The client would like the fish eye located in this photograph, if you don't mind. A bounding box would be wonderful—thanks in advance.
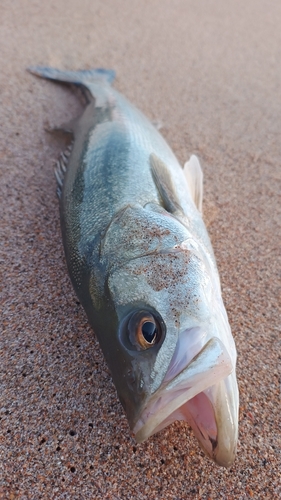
[128,311,162,350]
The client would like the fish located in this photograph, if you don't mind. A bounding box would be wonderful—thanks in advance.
[28,66,239,467]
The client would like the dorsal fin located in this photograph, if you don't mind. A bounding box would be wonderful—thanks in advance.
[150,153,183,214]
[183,155,203,213]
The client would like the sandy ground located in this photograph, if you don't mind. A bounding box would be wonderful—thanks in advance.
[1,1,280,498]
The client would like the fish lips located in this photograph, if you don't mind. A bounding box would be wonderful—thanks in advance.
[133,336,238,467]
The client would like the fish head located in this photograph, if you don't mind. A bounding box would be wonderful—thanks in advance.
[97,205,238,467]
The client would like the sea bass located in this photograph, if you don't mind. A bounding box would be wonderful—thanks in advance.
[29,66,239,467]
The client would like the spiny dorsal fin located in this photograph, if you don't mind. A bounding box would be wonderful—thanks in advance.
[183,155,203,213]
[150,153,183,214]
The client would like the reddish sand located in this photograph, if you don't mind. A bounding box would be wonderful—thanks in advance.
[1,1,280,498]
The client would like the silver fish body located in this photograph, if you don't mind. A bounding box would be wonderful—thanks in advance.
[29,66,239,467]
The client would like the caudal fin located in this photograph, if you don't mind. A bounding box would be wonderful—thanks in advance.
[27,66,116,86]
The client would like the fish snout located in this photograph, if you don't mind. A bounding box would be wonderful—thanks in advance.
[133,336,239,467]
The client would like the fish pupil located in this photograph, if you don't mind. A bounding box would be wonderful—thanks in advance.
[141,321,157,343]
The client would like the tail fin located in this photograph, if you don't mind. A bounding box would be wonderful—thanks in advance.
[27,66,116,86]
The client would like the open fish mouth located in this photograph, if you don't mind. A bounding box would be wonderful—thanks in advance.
[133,332,238,467]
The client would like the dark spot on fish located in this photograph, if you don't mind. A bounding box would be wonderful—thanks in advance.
[209,436,218,451]
[56,446,61,451]
[70,466,76,473]
[69,429,76,436]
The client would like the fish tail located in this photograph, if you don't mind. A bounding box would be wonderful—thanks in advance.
[27,66,116,87]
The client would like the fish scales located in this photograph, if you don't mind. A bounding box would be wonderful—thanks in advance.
[29,66,239,467]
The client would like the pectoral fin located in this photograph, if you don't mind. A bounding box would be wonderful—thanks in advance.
[150,153,183,215]
[183,155,203,213]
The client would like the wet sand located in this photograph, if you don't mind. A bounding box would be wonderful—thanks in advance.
[1,1,280,498]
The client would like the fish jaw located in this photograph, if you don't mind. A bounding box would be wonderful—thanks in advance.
[133,337,238,467]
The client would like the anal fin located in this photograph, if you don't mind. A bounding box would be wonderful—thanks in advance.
[54,142,73,198]
[45,116,78,136]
